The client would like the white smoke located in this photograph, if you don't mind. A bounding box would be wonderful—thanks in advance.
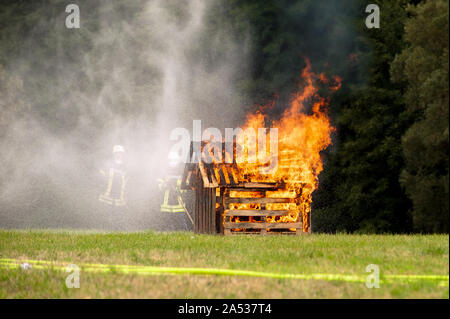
[0,0,250,230]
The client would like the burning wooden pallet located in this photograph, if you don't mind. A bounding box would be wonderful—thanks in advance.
[181,141,308,235]
[222,186,302,235]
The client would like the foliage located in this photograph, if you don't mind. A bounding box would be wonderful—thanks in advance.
[391,0,449,233]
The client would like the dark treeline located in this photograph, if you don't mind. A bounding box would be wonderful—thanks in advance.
[0,0,448,233]
[219,0,448,233]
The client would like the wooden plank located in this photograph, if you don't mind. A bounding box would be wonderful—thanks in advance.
[217,166,226,186]
[220,188,225,234]
[202,186,207,233]
[226,231,298,236]
[198,161,210,187]
[213,188,217,233]
[223,169,232,186]
[224,210,290,216]
[204,185,209,234]
[225,197,293,204]
[196,178,201,233]
[216,188,224,234]
[223,189,229,211]
[210,188,216,234]
[243,182,280,188]
[232,163,241,181]
[224,222,301,229]
[207,187,210,234]
[207,166,219,187]
[208,188,213,233]
[222,165,231,184]
[207,186,211,233]
[204,186,208,233]
[231,165,240,184]
[222,164,232,185]
[221,182,284,189]
[198,175,202,233]
[220,188,266,192]
[223,213,231,235]
[194,176,199,233]
[203,185,207,234]
[198,178,201,233]
[213,166,221,185]
[204,165,213,185]
[198,176,202,233]
[260,203,267,235]
[208,187,212,233]
[261,217,266,235]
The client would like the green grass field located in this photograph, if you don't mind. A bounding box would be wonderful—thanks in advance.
[0,230,448,298]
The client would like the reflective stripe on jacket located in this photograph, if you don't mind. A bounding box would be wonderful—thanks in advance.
[99,167,127,206]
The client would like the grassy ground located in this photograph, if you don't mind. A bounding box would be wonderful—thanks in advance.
[0,230,448,298]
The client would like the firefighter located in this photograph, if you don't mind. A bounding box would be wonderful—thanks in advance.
[99,145,128,229]
[158,151,193,230]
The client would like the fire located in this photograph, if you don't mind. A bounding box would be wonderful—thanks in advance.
[233,58,339,232]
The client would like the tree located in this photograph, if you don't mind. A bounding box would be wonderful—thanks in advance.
[225,0,415,233]
[391,0,449,233]
[313,0,414,233]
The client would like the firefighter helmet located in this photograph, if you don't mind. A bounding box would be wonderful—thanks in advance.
[113,145,125,153]
[168,151,181,168]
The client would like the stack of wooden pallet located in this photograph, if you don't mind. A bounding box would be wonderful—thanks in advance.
[181,141,307,235]
[220,182,302,235]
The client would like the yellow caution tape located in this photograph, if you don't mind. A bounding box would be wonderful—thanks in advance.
[0,258,448,285]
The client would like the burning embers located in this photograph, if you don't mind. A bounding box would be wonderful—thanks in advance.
[181,58,340,235]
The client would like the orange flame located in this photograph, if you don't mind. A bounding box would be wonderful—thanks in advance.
[234,58,339,232]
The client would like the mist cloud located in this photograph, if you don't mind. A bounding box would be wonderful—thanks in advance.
[0,0,250,230]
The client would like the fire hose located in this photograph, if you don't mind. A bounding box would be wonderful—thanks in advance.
[0,258,448,286]
[174,187,194,226]
[158,178,194,227]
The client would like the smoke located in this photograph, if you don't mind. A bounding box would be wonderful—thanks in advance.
[0,0,364,232]
[0,0,250,230]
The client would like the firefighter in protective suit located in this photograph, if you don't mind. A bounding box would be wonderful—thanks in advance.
[158,151,193,230]
[99,145,128,228]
